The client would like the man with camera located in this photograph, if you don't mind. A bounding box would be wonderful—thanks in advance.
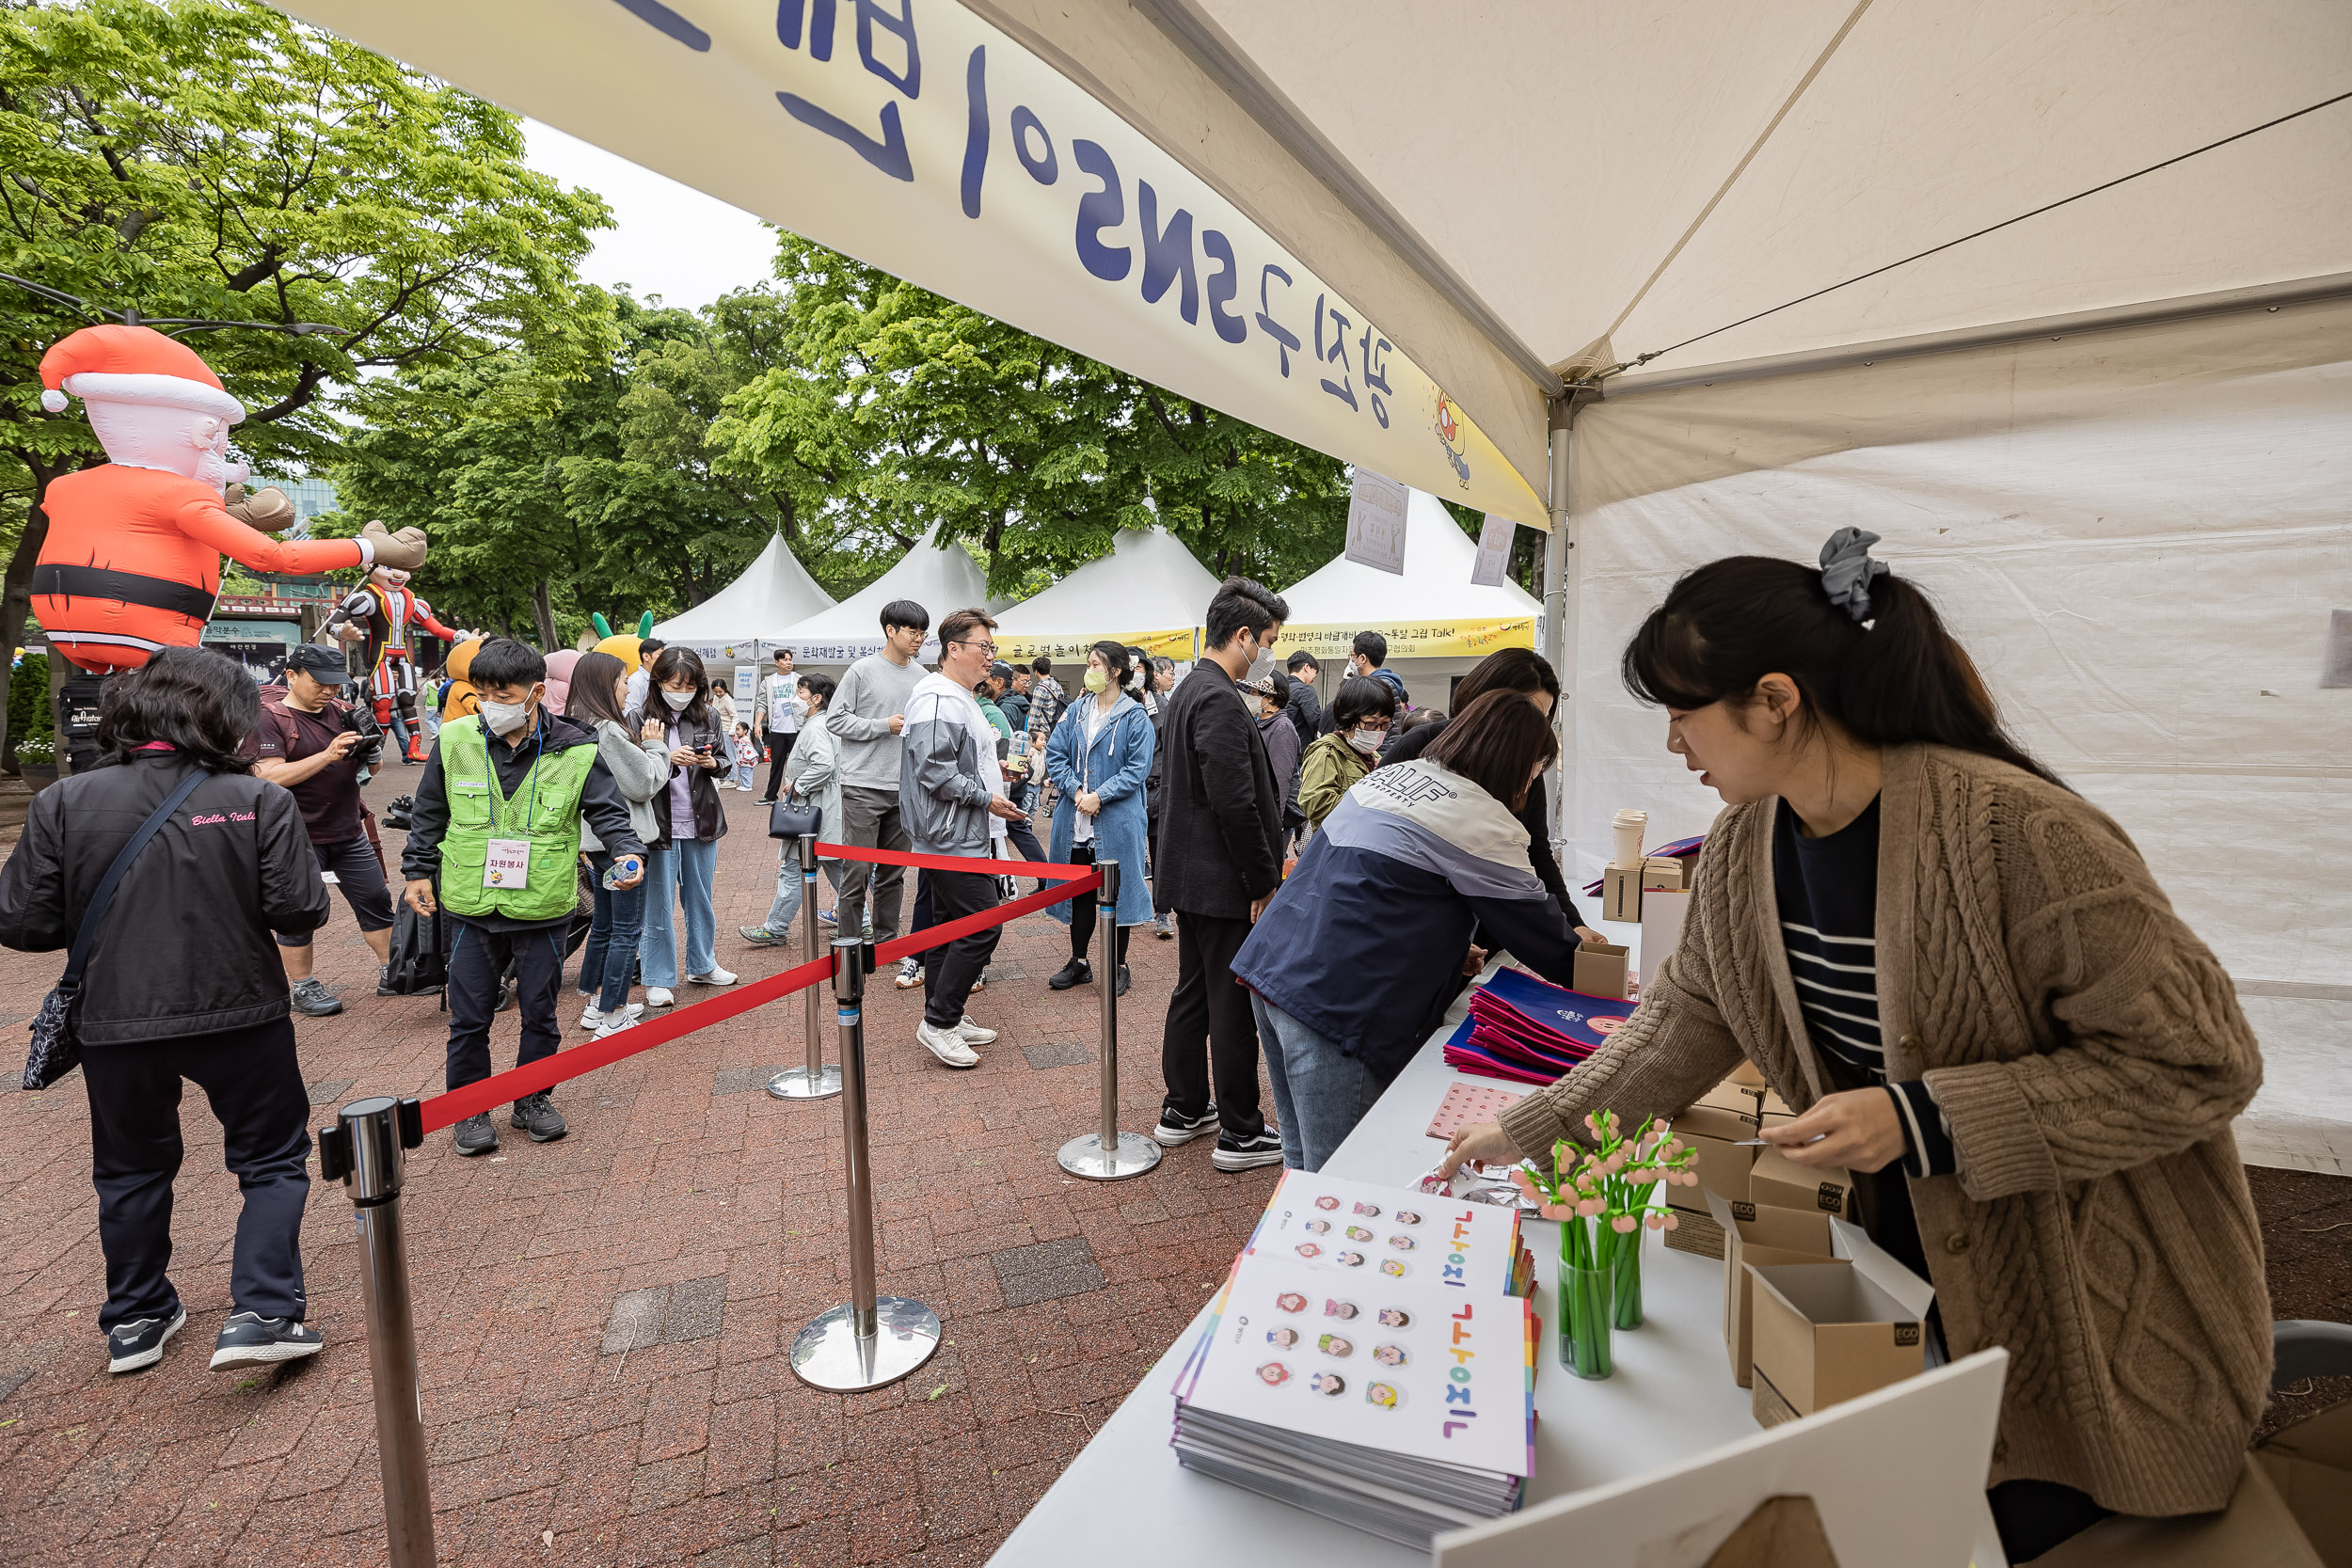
[243,642,395,1017]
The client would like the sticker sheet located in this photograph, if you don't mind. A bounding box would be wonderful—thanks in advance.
[1422,1081,1529,1142]
[1247,1169,1522,1295]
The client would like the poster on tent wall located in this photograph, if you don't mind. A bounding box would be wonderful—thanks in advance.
[674,641,764,664]
[1279,618,1534,662]
[779,633,942,665]
[995,626,1197,663]
[1343,468,1409,575]
[278,0,1549,530]
[1470,515,1516,587]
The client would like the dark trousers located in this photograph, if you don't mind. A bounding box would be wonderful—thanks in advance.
[82,1018,311,1330]
[836,785,909,941]
[1066,845,1132,963]
[1992,1481,2112,1562]
[445,919,568,1098]
[1160,911,1263,1137]
[763,730,796,800]
[920,865,1003,1028]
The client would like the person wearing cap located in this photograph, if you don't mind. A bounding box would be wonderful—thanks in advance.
[242,642,396,1017]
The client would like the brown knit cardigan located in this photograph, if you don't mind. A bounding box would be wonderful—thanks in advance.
[1499,744,2269,1516]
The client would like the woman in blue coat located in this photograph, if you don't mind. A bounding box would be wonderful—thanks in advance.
[1045,641,1157,997]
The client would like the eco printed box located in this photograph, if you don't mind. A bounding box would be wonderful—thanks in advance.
[1706,1189,1842,1389]
[1747,1262,1926,1428]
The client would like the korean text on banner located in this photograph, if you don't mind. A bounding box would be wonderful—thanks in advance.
[1470,515,1514,588]
[278,0,1547,526]
[1344,469,1409,576]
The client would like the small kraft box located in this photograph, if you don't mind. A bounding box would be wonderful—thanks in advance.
[1707,1190,1841,1388]
[1572,941,1630,1000]
[1749,1145,1857,1220]
[1640,856,1685,890]
[1748,1261,1926,1428]
[1601,863,1643,923]
[1667,1132,1756,1217]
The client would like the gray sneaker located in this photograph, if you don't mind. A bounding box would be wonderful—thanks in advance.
[288,977,342,1017]
[509,1092,567,1143]
[453,1112,499,1156]
[739,925,786,946]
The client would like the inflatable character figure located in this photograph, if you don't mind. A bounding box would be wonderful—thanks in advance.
[33,324,427,673]
[341,564,461,763]
[543,649,581,718]
[591,610,657,673]
[440,639,485,722]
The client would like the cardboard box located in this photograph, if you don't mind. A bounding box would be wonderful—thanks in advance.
[1572,941,1629,1000]
[1678,1076,1766,1141]
[1641,857,1684,890]
[1601,863,1642,923]
[1708,1189,1841,1387]
[1749,1146,1856,1220]
[1747,1261,1926,1422]
[1728,1057,1767,1088]
[1662,1207,1724,1260]
[2255,1399,2352,1566]
[1667,1132,1756,1215]
[1638,887,1690,977]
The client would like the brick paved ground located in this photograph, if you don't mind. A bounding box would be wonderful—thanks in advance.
[0,768,1279,1566]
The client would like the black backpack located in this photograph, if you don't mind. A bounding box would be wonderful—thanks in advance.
[381,879,452,997]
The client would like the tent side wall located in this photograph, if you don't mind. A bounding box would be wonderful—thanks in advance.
[1565,291,2352,990]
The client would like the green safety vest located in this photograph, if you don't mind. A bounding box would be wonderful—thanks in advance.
[437,714,596,922]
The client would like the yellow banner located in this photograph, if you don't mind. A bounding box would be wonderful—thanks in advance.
[995,626,1199,663]
[1274,618,1534,661]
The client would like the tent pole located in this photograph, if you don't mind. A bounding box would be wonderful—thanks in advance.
[1544,396,1580,868]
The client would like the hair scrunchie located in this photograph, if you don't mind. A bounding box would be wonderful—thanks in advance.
[1819,528,1889,623]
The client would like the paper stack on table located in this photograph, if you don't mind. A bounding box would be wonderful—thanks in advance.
[1441,965,1639,1084]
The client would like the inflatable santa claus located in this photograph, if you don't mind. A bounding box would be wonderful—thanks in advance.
[34,323,428,673]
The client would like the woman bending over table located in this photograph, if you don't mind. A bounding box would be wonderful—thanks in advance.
[1438,531,2267,1564]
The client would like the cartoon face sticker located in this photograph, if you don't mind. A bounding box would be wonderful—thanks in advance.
[1365,1382,1401,1409]
[1374,1343,1407,1367]
[1301,1218,1329,1235]
[1276,1292,1308,1314]
[1313,1196,1340,1212]
[1318,1334,1354,1358]
[1379,1259,1408,1278]
[1392,1210,1422,1227]
[1376,1307,1411,1329]
[1344,1226,1374,1243]
[1295,1243,1323,1259]
[1266,1327,1298,1349]
[1325,1299,1359,1320]
[1388,1234,1415,1251]
[1352,1202,1382,1218]
[1257,1362,1290,1386]
[1311,1372,1346,1397]
[1337,1251,1366,1268]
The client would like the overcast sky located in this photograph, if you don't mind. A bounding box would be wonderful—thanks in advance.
[523,120,780,310]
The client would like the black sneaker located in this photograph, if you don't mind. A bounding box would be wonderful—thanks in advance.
[1211,1129,1285,1172]
[509,1091,567,1143]
[1048,958,1091,990]
[288,977,342,1017]
[375,963,398,997]
[106,1305,187,1374]
[208,1312,323,1370]
[453,1112,499,1155]
[1116,965,1132,998]
[1152,1104,1218,1147]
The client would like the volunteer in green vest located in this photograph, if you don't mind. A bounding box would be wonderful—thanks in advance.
[402,638,647,1155]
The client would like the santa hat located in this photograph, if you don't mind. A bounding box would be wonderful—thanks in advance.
[39,323,244,423]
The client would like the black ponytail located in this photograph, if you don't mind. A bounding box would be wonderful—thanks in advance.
[1621,550,2064,788]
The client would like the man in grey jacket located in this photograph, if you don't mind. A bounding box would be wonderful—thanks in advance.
[900,608,1025,1068]
[824,599,929,942]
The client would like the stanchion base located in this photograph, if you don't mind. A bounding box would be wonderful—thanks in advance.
[1057,1131,1163,1182]
[766,1066,842,1101]
[788,1296,941,1392]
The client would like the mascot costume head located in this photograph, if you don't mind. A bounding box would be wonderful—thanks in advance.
[591,610,657,673]
[34,323,430,673]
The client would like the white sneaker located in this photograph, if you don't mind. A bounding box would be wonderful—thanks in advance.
[645,987,675,1008]
[593,1006,643,1039]
[916,1021,980,1069]
[688,967,739,987]
[954,1019,997,1045]
[579,1001,604,1031]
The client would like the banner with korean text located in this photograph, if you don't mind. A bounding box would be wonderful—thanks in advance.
[277,0,1549,526]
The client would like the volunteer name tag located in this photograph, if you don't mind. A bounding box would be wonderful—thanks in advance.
[485,837,531,889]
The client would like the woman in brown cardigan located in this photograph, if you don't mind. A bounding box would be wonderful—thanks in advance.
[1439,531,2268,1563]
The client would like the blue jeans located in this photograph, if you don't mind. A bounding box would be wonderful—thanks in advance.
[579,849,646,1012]
[640,838,719,986]
[761,855,842,933]
[1250,993,1391,1172]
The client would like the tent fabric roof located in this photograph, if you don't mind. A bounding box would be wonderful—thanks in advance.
[650,532,835,647]
[992,526,1223,639]
[773,539,990,658]
[1279,488,1539,632]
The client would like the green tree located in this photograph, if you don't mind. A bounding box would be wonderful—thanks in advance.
[0,0,612,756]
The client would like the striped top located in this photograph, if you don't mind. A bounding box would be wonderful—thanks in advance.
[1772,798,1956,1179]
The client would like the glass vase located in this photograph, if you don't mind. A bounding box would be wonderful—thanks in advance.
[1558,1259,1615,1380]
[1613,1227,1645,1329]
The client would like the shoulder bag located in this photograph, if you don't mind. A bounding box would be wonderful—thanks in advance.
[22,769,209,1090]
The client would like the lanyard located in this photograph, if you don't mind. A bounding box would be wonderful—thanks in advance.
[485,711,545,830]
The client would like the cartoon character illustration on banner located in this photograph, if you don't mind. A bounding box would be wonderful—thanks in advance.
[337,564,463,762]
[32,324,428,673]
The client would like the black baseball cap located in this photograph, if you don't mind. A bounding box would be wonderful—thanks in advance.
[285,642,349,682]
[989,660,1015,682]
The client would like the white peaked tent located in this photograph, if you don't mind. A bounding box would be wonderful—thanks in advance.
[649,532,834,663]
[992,526,1221,664]
[1277,487,1540,707]
[771,537,990,666]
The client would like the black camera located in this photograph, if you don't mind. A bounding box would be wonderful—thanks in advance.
[339,690,386,768]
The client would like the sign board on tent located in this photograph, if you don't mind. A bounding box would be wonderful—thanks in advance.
[1470,515,1515,588]
[996,626,1198,663]
[1344,468,1410,575]
[1277,619,1535,662]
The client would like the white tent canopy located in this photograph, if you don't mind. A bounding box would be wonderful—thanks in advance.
[1276,487,1537,677]
[991,525,1221,663]
[772,537,990,665]
[649,531,835,662]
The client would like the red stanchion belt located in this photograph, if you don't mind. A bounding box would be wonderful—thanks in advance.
[418,848,1102,1132]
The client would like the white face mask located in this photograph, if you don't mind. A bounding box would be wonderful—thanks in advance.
[1348,727,1382,754]
[661,688,694,712]
[481,699,532,736]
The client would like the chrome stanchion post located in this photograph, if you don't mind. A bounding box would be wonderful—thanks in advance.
[768,833,841,1100]
[316,1096,434,1568]
[789,937,942,1391]
[1057,859,1160,1180]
